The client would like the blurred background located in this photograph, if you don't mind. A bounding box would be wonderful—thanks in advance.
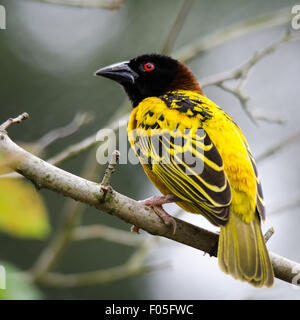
[0,0,300,299]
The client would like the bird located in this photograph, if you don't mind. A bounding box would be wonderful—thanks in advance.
[95,53,274,287]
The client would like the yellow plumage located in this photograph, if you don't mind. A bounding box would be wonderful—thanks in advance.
[128,89,274,287]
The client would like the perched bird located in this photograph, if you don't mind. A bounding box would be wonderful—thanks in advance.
[95,54,274,287]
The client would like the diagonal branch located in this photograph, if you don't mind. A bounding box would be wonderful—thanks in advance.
[0,112,29,131]
[199,33,300,89]
[199,32,300,124]
[47,113,129,167]
[174,6,292,63]
[269,191,300,216]
[161,0,196,55]
[36,260,167,288]
[72,224,146,245]
[256,130,300,163]
[0,114,300,286]
[0,128,216,253]
[33,112,93,151]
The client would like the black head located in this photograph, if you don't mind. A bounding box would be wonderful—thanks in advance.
[95,54,202,107]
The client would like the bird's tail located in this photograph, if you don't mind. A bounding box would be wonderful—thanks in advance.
[218,212,274,287]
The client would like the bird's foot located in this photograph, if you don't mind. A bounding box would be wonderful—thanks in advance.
[139,194,178,235]
[152,205,177,235]
[139,194,180,206]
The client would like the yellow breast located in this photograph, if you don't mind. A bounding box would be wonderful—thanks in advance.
[127,90,257,223]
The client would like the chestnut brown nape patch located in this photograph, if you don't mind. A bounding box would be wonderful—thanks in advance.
[166,62,204,95]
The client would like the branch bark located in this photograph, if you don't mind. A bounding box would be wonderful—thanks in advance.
[0,117,299,287]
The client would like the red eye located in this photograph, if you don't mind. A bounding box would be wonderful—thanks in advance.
[144,62,155,72]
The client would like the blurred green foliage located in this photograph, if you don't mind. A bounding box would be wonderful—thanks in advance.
[0,262,42,299]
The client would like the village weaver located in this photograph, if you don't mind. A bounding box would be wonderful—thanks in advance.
[95,54,274,287]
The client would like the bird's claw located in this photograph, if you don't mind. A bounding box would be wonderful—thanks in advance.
[139,195,177,235]
[152,205,177,235]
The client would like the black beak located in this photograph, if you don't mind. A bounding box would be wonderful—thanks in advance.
[94,61,138,84]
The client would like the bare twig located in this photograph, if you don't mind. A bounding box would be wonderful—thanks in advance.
[47,113,129,167]
[35,223,162,288]
[174,7,292,63]
[264,227,275,243]
[217,82,258,125]
[257,130,300,163]
[200,32,300,124]
[0,112,29,131]
[198,31,300,124]
[29,0,126,9]
[101,150,120,186]
[269,191,300,216]
[0,112,94,179]
[125,237,165,276]
[34,112,93,150]
[161,0,196,55]
[1,116,300,286]
[200,33,298,89]
[72,224,146,246]
[250,109,285,124]
[35,260,167,288]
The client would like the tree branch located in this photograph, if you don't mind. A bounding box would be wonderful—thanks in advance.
[200,32,299,88]
[264,227,275,243]
[0,112,29,131]
[200,32,300,124]
[46,113,129,167]
[0,129,216,252]
[72,224,146,246]
[33,112,93,151]
[256,130,300,163]
[269,191,300,216]
[161,0,196,55]
[101,150,120,186]
[0,111,94,179]
[1,114,300,286]
[174,6,293,63]
[36,260,167,288]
